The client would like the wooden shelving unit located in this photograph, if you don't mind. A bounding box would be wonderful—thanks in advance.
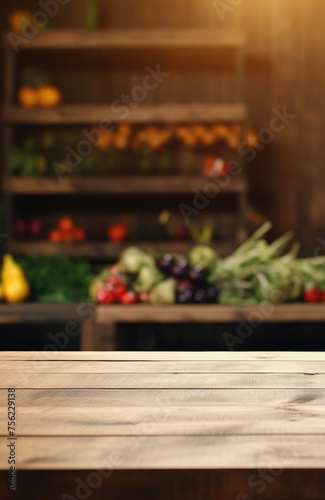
[1,26,250,334]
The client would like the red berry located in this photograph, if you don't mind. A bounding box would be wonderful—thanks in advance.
[96,288,116,305]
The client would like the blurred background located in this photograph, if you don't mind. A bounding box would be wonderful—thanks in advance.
[1,0,325,351]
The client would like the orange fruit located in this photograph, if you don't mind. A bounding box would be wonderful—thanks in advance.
[48,230,62,243]
[73,228,86,241]
[37,85,62,108]
[58,216,75,232]
[9,10,33,33]
[18,86,38,108]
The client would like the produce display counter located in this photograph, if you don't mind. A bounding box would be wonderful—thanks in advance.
[90,303,325,351]
[2,303,325,351]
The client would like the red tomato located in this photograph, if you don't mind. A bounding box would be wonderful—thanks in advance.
[58,216,75,232]
[73,228,86,241]
[105,277,128,300]
[107,224,128,242]
[139,291,151,303]
[120,290,138,305]
[106,276,124,286]
[48,229,61,242]
[59,229,74,242]
[322,292,325,302]
[96,288,116,305]
[304,288,322,303]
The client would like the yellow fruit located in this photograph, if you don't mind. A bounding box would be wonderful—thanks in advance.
[2,254,30,304]
[0,283,4,301]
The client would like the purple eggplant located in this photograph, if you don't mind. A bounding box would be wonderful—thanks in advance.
[177,279,195,292]
[206,286,217,303]
[171,260,190,279]
[189,265,207,284]
[194,288,207,303]
[177,288,194,304]
[156,254,175,274]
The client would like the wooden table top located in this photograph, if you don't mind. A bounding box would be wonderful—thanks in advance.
[1,351,325,471]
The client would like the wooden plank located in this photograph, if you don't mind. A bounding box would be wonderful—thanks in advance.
[2,351,325,361]
[2,29,247,50]
[1,360,325,374]
[2,469,324,500]
[1,372,325,389]
[96,303,325,323]
[2,175,248,195]
[1,405,324,437]
[5,239,237,259]
[1,388,324,407]
[0,303,81,324]
[0,435,324,470]
[1,103,248,124]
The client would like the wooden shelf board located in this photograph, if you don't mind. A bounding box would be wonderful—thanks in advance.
[2,175,248,195]
[5,240,237,260]
[3,29,247,50]
[1,303,325,325]
[97,303,325,324]
[1,103,248,124]
[0,303,81,324]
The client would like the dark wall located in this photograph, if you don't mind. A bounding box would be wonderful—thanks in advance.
[1,0,325,255]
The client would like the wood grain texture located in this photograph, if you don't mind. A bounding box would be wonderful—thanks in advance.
[0,351,324,474]
[0,435,323,470]
[2,360,325,373]
[1,405,324,437]
[1,388,324,407]
[2,29,247,50]
[2,372,324,389]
